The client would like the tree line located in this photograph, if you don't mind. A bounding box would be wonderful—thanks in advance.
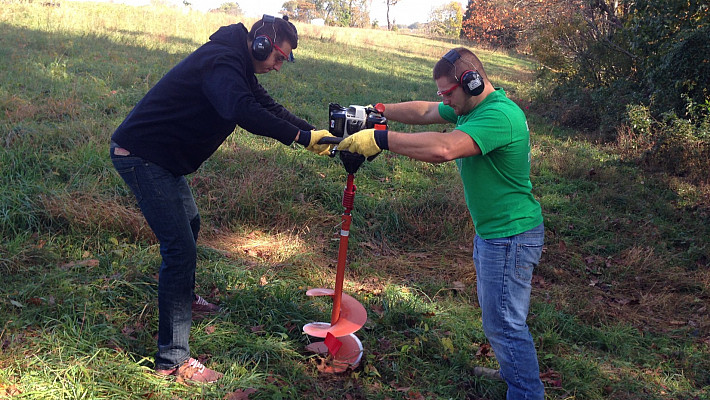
[279,0,464,32]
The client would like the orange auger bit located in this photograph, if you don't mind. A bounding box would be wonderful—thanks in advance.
[303,172,367,373]
[303,105,387,373]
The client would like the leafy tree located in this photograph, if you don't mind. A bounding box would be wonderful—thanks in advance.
[427,1,463,37]
[460,0,534,49]
[627,0,710,118]
[281,0,318,21]
[325,0,370,27]
[281,0,369,27]
[212,2,242,16]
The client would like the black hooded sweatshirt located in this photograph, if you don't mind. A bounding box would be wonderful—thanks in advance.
[111,23,314,176]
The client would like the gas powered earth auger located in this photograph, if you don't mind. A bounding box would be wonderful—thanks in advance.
[302,103,387,373]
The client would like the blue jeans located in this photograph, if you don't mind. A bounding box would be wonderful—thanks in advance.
[473,223,545,400]
[111,145,200,370]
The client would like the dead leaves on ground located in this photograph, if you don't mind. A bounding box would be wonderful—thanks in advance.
[0,383,21,398]
[223,388,257,400]
[540,369,563,387]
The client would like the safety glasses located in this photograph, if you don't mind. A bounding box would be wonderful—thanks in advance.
[437,83,459,97]
[273,43,292,63]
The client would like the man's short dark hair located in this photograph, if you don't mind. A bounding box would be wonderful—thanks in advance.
[433,47,487,82]
[248,16,298,50]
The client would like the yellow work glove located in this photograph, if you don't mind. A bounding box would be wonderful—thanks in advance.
[306,129,337,156]
[337,129,387,158]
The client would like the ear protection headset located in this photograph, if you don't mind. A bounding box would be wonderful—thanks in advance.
[442,49,484,96]
[251,14,276,61]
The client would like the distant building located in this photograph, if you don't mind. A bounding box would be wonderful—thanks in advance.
[311,18,325,26]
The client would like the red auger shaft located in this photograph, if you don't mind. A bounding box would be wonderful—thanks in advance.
[330,173,356,325]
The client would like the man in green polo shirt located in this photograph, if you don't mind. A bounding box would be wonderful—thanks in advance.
[339,47,545,399]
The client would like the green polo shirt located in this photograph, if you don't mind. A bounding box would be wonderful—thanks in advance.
[439,88,542,239]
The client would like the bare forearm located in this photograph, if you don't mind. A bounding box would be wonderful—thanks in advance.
[383,101,446,125]
[387,130,480,163]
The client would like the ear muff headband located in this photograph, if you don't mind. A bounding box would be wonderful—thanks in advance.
[252,14,276,61]
[441,49,484,96]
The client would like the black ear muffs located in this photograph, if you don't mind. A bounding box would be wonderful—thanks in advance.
[442,49,485,96]
[252,14,276,61]
[251,35,273,61]
[460,69,484,96]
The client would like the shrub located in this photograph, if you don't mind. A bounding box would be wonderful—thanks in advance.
[642,109,710,185]
[646,25,710,120]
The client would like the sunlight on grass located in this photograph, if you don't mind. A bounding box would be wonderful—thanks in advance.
[206,229,306,263]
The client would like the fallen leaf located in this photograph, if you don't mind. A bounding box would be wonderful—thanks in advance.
[441,337,454,354]
[452,281,466,292]
[314,355,350,373]
[558,240,567,252]
[224,388,257,400]
[404,390,426,400]
[476,343,493,358]
[0,384,22,397]
[28,297,42,306]
[532,275,546,288]
[121,325,137,340]
[305,341,328,355]
[370,304,384,317]
[540,369,562,387]
[284,321,298,333]
[61,258,100,269]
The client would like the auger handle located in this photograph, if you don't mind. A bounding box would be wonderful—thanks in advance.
[317,136,343,145]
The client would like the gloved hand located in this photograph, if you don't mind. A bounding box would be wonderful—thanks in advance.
[305,129,337,156]
[337,128,388,158]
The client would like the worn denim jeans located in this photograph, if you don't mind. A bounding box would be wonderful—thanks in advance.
[473,223,545,400]
[111,145,200,370]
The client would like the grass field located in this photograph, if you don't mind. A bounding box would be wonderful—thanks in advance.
[1,1,708,399]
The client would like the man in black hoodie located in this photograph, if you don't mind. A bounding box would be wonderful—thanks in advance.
[110,15,333,383]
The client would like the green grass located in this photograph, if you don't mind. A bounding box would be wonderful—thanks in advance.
[1,1,709,399]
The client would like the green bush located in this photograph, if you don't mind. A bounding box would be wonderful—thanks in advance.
[646,25,710,120]
[644,111,710,184]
